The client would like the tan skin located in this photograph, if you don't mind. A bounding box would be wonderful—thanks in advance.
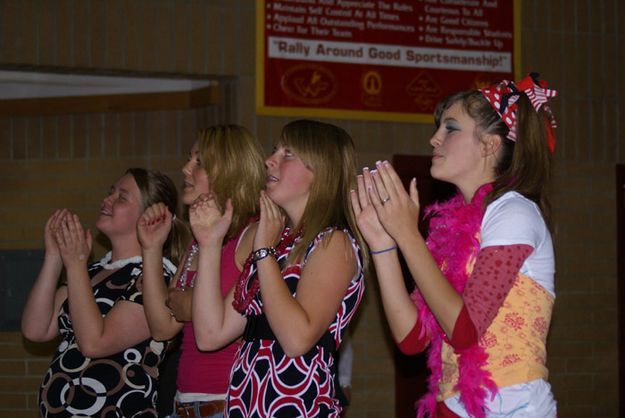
[22,176,152,358]
[351,103,501,339]
[191,146,357,357]
[137,143,252,341]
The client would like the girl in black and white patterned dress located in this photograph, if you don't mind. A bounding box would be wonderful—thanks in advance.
[22,168,187,418]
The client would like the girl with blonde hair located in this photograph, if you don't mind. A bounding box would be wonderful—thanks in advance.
[138,125,265,418]
[190,119,367,417]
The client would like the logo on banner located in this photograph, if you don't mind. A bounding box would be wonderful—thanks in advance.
[472,73,500,89]
[361,71,382,107]
[406,71,442,112]
[281,64,337,104]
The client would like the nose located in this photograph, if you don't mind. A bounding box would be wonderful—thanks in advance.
[102,192,115,207]
[430,130,442,148]
[182,159,193,176]
[265,153,277,169]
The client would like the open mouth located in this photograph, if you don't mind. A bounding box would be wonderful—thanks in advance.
[267,175,279,183]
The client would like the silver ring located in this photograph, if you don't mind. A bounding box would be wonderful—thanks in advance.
[381,197,390,204]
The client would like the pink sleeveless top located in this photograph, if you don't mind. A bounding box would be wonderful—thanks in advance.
[176,232,243,394]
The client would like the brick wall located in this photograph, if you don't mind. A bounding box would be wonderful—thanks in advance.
[0,1,622,417]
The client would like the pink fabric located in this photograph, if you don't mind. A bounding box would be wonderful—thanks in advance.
[414,184,498,418]
[463,244,532,338]
[176,233,243,394]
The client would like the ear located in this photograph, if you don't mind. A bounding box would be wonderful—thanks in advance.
[482,133,502,157]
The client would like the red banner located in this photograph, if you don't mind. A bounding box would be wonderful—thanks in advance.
[256,0,520,122]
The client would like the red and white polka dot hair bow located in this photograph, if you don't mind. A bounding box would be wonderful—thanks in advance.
[480,73,558,153]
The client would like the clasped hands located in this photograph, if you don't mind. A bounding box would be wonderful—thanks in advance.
[350,160,421,252]
[45,209,92,269]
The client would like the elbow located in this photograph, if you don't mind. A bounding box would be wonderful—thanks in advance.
[149,323,180,342]
[281,337,316,358]
[21,322,50,343]
[152,330,175,342]
[194,330,224,352]
[77,339,105,358]
[21,328,47,343]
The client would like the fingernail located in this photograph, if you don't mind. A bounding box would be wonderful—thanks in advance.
[371,169,378,175]
[375,160,382,166]
[363,167,369,172]
[384,160,390,166]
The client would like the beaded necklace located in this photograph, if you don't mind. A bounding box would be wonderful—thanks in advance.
[176,241,199,289]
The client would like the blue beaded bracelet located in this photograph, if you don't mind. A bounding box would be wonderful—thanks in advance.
[370,245,398,255]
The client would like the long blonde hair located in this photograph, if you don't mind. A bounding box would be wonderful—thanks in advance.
[197,125,266,240]
[279,120,369,269]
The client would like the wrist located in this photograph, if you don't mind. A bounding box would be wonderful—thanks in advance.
[370,244,398,255]
[141,247,163,258]
[251,247,277,263]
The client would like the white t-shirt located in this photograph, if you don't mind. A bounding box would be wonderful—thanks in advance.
[480,191,555,296]
[445,191,557,417]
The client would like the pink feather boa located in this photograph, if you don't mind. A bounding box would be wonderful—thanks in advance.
[412,183,498,418]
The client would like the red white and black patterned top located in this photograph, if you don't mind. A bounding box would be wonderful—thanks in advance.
[226,227,365,418]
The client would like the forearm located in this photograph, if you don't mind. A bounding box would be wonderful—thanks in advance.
[21,255,64,341]
[371,250,420,342]
[66,264,105,354]
[256,257,319,356]
[192,244,231,350]
[142,248,182,340]
[395,228,463,338]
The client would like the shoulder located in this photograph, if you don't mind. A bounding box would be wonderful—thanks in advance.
[482,192,548,247]
[485,191,543,224]
[304,228,359,269]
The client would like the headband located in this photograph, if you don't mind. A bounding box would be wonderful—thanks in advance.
[479,73,558,153]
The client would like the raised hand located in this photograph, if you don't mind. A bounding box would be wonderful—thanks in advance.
[189,193,233,247]
[137,203,173,252]
[367,160,421,242]
[350,169,396,251]
[253,190,285,251]
[55,212,93,270]
[44,209,70,259]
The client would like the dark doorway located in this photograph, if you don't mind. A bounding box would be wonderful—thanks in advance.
[391,155,455,418]
[616,164,625,416]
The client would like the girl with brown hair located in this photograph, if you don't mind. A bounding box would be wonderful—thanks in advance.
[190,119,367,417]
[22,168,183,417]
[353,74,558,417]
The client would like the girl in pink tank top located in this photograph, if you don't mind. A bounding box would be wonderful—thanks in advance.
[138,125,265,418]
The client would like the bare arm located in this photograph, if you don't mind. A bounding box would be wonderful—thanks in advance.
[58,212,152,358]
[21,209,70,342]
[258,231,357,357]
[252,192,358,357]
[138,203,184,341]
[189,195,247,351]
[368,162,463,337]
[350,175,419,341]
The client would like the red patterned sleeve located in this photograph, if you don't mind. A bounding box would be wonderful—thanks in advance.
[450,244,533,348]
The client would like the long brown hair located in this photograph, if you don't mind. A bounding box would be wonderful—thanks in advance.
[126,168,190,265]
[196,125,266,240]
[279,119,369,269]
[434,91,553,229]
